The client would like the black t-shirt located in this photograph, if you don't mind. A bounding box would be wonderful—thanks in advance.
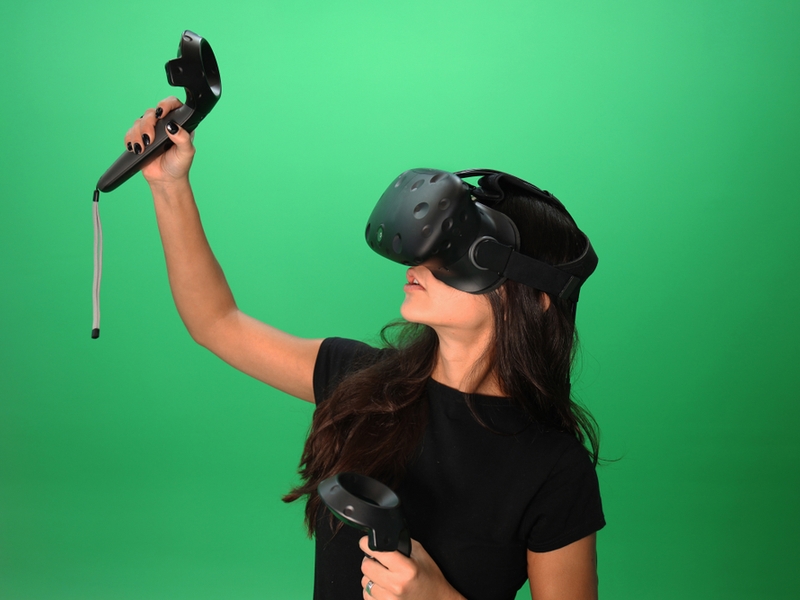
[312,338,604,600]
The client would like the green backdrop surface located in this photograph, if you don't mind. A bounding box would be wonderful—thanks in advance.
[1,1,798,598]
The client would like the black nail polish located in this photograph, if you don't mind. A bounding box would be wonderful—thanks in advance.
[166,121,178,135]
[127,142,133,152]
[134,143,142,155]
[155,107,163,119]
[142,134,151,147]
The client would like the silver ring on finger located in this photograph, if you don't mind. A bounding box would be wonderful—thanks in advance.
[366,580,375,596]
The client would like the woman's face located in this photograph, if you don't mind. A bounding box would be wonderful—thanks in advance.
[400,266,494,338]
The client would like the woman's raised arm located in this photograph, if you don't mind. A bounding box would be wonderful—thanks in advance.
[127,97,322,403]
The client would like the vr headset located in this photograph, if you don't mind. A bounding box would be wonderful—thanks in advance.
[365,169,598,304]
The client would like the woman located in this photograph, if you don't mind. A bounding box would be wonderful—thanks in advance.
[125,97,605,600]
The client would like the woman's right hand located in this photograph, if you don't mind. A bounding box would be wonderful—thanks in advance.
[124,96,196,187]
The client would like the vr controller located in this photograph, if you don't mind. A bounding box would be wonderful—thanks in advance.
[96,30,222,192]
[318,473,411,556]
[90,31,221,339]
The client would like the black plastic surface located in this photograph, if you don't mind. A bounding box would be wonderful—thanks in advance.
[96,30,221,193]
[365,168,598,300]
[318,473,411,556]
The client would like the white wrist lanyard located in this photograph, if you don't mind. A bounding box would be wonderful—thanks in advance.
[92,189,102,338]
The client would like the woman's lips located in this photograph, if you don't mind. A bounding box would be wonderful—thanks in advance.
[404,270,425,292]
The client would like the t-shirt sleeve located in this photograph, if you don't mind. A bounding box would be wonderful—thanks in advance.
[522,438,605,552]
[312,337,382,405]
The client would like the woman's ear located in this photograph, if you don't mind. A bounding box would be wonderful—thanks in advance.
[541,293,552,312]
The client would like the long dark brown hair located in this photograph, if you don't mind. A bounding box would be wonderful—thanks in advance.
[283,191,600,534]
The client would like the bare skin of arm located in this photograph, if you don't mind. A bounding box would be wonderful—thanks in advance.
[528,533,598,600]
[126,97,321,402]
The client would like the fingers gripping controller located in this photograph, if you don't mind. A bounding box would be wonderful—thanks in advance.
[96,30,222,193]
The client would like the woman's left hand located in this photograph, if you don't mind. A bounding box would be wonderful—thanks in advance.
[359,536,465,600]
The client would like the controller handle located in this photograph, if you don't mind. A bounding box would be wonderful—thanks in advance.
[318,473,411,556]
[96,30,222,193]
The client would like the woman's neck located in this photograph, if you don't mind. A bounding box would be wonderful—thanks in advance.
[431,328,502,396]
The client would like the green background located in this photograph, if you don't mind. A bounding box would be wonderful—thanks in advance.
[2,1,798,598]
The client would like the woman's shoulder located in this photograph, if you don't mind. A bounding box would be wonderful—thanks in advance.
[312,337,386,404]
[316,337,384,370]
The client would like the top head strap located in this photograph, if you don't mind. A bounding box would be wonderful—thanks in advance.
[455,169,574,219]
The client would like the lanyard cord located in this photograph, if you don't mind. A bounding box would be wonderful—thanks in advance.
[92,189,102,338]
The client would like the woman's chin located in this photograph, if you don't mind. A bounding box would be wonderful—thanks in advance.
[399,300,425,325]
